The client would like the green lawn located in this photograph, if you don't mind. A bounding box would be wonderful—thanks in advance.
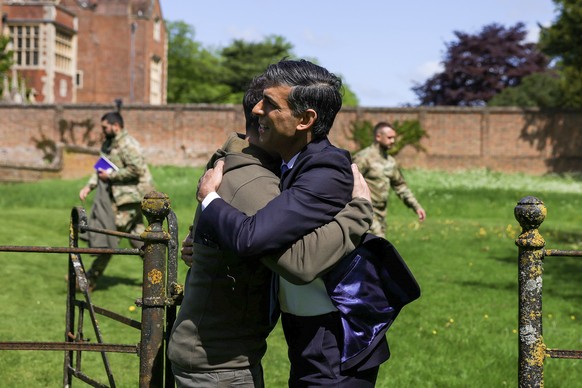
[0,167,581,387]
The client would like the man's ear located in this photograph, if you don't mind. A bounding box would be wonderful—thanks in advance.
[297,109,317,132]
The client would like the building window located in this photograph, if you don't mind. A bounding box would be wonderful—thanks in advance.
[150,57,162,105]
[153,17,161,42]
[9,25,40,67]
[76,71,84,89]
[55,30,73,74]
[59,79,68,97]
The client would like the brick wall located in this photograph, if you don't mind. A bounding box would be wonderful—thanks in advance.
[59,0,167,104]
[1,104,581,182]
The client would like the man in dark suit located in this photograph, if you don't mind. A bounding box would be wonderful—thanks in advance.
[196,59,387,387]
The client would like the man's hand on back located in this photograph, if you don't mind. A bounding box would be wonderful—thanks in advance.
[196,160,225,203]
[351,163,371,202]
[181,226,194,267]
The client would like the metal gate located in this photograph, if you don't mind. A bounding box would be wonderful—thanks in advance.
[514,196,582,387]
[0,191,182,387]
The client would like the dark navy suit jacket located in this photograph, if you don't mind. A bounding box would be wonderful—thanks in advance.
[196,137,353,257]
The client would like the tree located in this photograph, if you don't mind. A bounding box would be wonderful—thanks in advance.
[538,0,582,68]
[166,21,230,103]
[340,79,359,107]
[218,36,361,105]
[220,35,294,104]
[538,0,582,108]
[166,20,361,105]
[488,71,562,108]
[413,23,549,106]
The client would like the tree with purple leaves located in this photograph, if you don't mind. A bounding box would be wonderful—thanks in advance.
[412,23,549,106]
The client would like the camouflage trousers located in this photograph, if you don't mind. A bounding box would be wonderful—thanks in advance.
[370,203,387,238]
[87,202,145,285]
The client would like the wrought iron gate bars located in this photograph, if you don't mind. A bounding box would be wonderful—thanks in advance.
[0,191,180,388]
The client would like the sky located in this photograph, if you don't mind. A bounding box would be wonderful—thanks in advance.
[161,0,557,107]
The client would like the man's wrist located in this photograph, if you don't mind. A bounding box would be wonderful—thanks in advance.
[201,192,220,210]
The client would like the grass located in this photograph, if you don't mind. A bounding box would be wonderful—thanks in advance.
[0,166,581,387]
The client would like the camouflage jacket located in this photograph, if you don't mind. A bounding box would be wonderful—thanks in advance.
[87,129,154,206]
[352,143,421,211]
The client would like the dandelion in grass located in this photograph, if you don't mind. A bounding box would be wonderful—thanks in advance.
[477,227,487,237]
[432,330,438,335]
[571,315,576,320]
[484,314,489,320]
[506,224,518,239]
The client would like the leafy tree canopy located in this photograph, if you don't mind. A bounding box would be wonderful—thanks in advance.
[166,21,229,103]
[166,20,360,106]
[340,79,359,107]
[412,23,548,106]
[537,0,582,108]
[488,71,562,108]
[539,0,582,68]
[220,35,293,104]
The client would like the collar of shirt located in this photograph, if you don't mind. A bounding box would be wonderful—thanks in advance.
[282,152,300,171]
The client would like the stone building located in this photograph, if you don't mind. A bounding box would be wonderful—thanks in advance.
[1,0,167,104]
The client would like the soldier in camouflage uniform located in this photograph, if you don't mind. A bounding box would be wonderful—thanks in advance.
[353,122,426,237]
[79,111,154,291]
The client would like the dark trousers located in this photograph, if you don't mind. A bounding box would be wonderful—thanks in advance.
[281,312,379,387]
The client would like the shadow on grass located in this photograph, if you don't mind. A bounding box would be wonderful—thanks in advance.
[464,243,582,302]
[544,228,582,247]
[491,253,514,265]
[92,275,141,292]
[520,110,582,174]
[543,256,582,303]
[489,247,582,303]
[527,228,582,297]
[456,279,516,293]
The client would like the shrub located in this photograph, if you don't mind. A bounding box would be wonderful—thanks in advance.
[349,119,428,155]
